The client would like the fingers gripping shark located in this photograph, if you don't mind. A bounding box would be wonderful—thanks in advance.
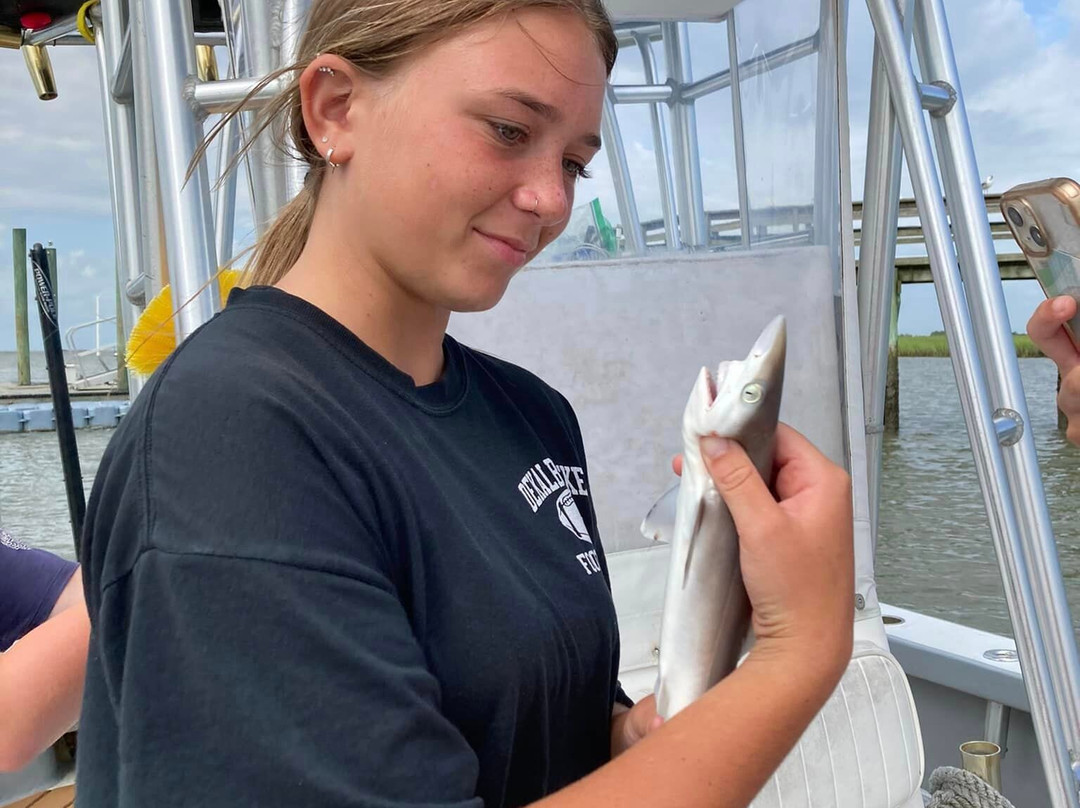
[641,316,787,719]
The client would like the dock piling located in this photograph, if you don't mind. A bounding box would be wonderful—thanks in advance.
[13,228,30,386]
[885,274,901,431]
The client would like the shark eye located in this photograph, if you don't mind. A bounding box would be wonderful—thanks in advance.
[741,383,764,404]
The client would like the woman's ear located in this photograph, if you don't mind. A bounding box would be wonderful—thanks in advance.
[299,55,361,166]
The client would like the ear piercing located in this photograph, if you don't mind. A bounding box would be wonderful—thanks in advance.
[318,65,335,75]
[326,147,339,172]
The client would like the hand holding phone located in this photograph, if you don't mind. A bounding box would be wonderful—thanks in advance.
[1027,295,1080,373]
[1004,178,1080,445]
[1001,177,1080,350]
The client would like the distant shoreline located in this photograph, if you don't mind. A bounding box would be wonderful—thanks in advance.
[898,334,1044,358]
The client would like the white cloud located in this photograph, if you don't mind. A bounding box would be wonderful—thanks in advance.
[0,45,112,219]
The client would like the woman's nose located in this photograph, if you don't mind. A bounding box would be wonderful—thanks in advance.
[518,161,570,225]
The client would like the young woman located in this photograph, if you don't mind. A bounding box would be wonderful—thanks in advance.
[76,2,854,806]
[0,530,88,772]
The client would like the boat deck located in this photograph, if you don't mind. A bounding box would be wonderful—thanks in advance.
[0,384,124,405]
[4,786,74,808]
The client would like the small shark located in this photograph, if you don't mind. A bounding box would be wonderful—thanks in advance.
[642,315,787,719]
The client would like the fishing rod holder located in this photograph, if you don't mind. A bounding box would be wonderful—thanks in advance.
[22,42,56,100]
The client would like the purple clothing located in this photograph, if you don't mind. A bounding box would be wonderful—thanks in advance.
[0,528,78,652]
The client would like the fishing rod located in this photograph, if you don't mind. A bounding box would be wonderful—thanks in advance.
[30,242,86,554]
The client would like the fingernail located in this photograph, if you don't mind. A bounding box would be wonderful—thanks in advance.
[651,716,664,730]
[701,436,731,459]
[1054,297,1072,317]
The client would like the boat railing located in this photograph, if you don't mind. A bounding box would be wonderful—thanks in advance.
[63,317,118,389]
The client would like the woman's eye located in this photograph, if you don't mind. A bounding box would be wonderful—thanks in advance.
[492,122,526,144]
[564,159,592,181]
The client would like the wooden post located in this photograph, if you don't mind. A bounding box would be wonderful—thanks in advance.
[114,276,129,395]
[12,228,30,385]
[884,274,902,431]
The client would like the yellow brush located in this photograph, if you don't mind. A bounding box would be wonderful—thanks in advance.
[125,269,244,376]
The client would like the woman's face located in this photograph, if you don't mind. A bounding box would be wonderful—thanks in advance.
[331,8,607,312]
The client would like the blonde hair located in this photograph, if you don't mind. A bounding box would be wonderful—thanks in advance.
[197,0,618,288]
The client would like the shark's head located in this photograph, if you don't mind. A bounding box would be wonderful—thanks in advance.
[682,315,787,448]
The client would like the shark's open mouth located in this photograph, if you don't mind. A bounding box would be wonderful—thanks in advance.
[705,361,733,409]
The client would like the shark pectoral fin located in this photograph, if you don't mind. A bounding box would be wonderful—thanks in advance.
[640,483,680,544]
[682,498,706,589]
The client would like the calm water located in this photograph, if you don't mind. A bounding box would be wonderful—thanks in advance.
[0,350,77,386]
[877,356,1080,637]
[2,352,1078,638]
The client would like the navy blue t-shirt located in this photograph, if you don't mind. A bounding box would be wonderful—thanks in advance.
[0,528,78,651]
[77,286,626,807]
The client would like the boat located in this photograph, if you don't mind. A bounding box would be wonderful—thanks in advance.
[1,0,1078,805]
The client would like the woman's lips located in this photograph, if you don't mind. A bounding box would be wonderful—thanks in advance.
[475,229,529,267]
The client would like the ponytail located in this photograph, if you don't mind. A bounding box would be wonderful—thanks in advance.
[247,174,320,287]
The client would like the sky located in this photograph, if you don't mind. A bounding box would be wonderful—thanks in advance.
[1,0,1079,351]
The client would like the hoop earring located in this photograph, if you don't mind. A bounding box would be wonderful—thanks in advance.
[326,147,339,172]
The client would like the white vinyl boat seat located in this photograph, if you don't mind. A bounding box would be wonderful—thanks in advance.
[449,247,925,808]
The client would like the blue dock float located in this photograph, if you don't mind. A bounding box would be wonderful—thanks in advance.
[0,401,129,434]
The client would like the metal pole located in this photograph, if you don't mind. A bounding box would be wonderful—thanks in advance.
[633,32,680,252]
[609,84,674,104]
[831,0,881,623]
[108,23,132,103]
[859,0,913,549]
[23,14,79,46]
[239,0,288,232]
[812,0,841,257]
[214,113,241,268]
[281,0,311,200]
[682,33,819,102]
[725,10,750,249]
[601,89,644,256]
[192,75,287,115]
[140,0,219,338]
[914,0,1080,771]
[91,3,142,397]
[866,0,1079,802]
[13,228,30,385]
[218,0,259,230]
[132,0,167,300]
[662,22,707,249]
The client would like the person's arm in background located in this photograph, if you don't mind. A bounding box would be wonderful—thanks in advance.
[0,534,89,773]
[47,566,85,620]
[1028,295,1080,446]
[0,583,89,771]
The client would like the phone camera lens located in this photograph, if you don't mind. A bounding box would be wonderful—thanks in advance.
[1007,206,1024,227]
[1031,226,1046,248]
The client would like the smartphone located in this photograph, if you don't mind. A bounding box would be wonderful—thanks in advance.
[1000,177,1080,349]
